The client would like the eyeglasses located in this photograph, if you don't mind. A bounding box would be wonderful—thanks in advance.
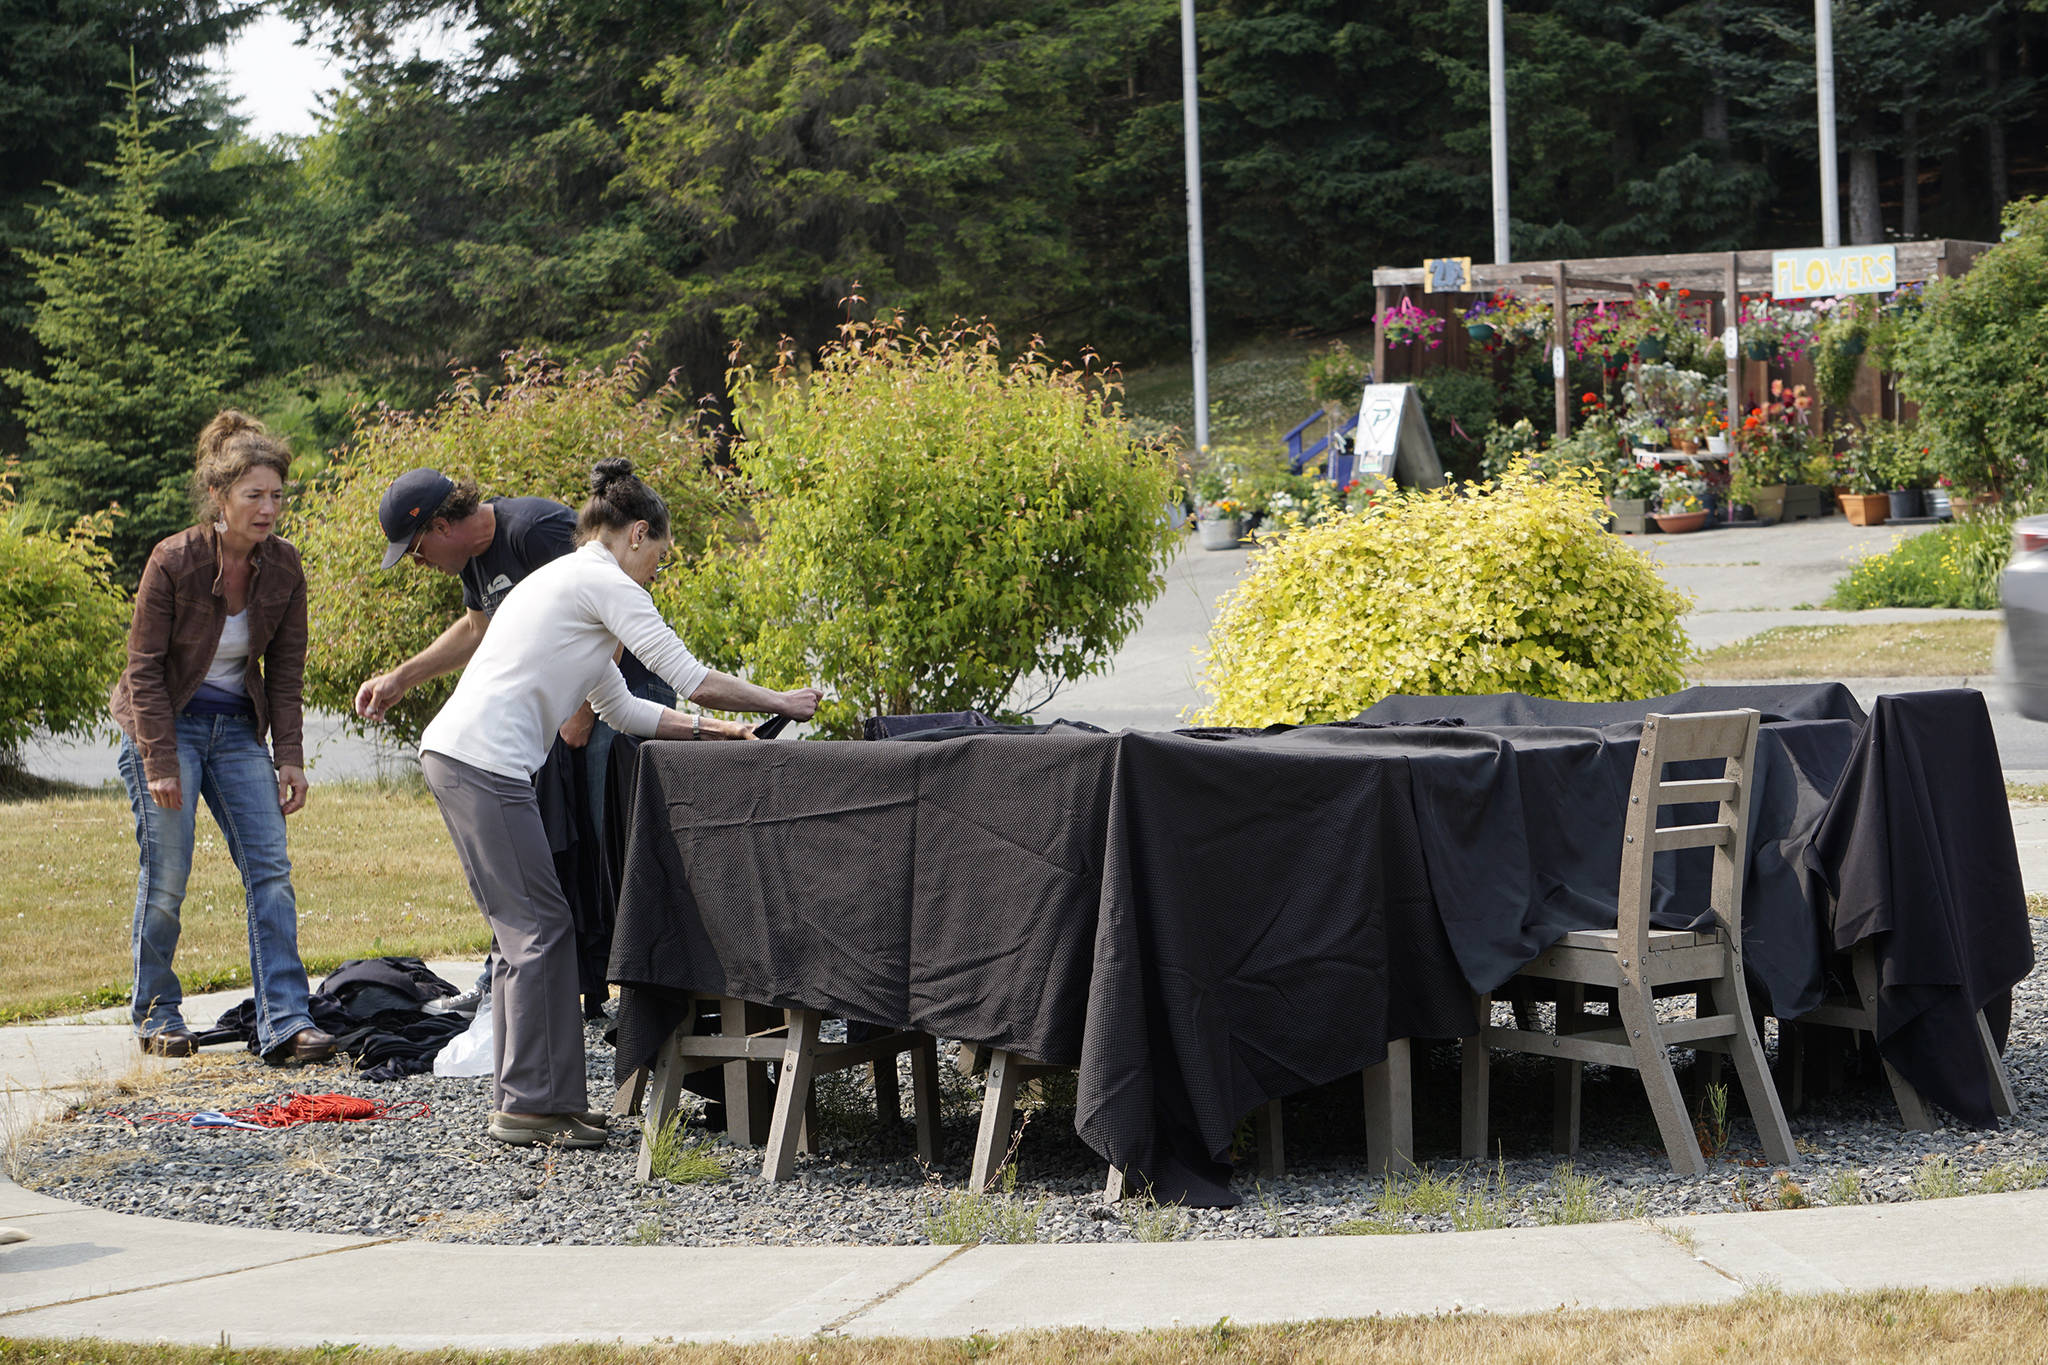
[405,528,429,565]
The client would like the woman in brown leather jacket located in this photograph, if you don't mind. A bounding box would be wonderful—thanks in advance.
[108,412,336,1064]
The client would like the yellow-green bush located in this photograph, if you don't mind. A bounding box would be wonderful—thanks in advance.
[1192,464,1692,726]
[285,346,737,745]
[0,464,130,759]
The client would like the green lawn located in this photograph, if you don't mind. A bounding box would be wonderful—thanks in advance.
[0,778,485,1022]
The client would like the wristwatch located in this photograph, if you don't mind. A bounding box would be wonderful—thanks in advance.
[690,713,701,740]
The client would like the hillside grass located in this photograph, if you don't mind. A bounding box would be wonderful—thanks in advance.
[0,778,484,1022]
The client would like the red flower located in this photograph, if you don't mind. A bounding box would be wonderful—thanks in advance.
[1582,392,1598,403]
[1678,288,1691,298]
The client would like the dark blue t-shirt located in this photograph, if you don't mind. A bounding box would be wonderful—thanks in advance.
[458,496,666,697]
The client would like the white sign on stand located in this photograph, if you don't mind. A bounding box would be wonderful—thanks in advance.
[1353,383,1447,488]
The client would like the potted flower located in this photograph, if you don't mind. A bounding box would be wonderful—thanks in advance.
[1462,296,1500,343]
[1653,471,1710,533]
[1195,496,1248,549]
[1490,294,1555,347]
[1736,381,1822,522]
[1609,461,1660,535]
[1376,297,1446,349]
[1837,428,1891,527]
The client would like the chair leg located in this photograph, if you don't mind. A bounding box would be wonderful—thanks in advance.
[613,1065,648,1119]
[1976,1012,2020,1119]
[874,1053,903,1127]
[971,1048,1023,1194]
[799,1090,821,1156]
[910,1035,941,1165]
[1615,980,1705,1177]
[1460,993,1491,1161]
[635,1029,686,1183]
[1553,985,1584,1157]
[1363,1038,1414,1175]
[1103,1165,1126,1203]
[723,997,777,1146]
[1852,945,1934,1132]
[1717,965,1797,1168]
[1255,1099,1284,1179]
[762,1008,820,1182]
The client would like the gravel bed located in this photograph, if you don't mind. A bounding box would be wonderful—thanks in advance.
[21,921,2048,1246]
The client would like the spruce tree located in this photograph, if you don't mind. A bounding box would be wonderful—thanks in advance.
[5,70,263,577]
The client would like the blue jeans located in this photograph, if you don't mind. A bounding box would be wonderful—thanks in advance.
[118,714,315,1055]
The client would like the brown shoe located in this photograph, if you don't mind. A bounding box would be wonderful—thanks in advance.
[267,1027,339,1066]
[139,1029,198,1058]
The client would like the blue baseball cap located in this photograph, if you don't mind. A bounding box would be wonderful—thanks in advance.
[377,468,456,569]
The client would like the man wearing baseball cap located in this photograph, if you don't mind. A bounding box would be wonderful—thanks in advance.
[357,468,677,1016]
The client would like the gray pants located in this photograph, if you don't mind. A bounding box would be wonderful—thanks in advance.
[421,751,588,1116]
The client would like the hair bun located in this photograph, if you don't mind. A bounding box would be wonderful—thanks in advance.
[590,457,636,497]
[197,409,268,460]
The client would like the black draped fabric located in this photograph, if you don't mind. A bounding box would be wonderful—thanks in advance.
[534,735,613,1014]
[1359,682,1867,727]
[192,956,467,1077]
[607,687,2030,1204]
[1075,729,1471,1205]
[1806,690,2034,1126]
[610,731,1117,1088]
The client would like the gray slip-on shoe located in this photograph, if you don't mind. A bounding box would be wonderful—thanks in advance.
[486,1111,608,1148]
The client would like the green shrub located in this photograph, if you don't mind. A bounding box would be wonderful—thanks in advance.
[1192,464,1692,727]
[1412,368,1497,483]
[0,465,131,761]
[1898,197,2048,497]
[285,346,736,745]
[1828,518,2011,611]
[677,316,1181,738]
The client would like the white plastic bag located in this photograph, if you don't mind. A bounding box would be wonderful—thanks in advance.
[432,995,494,1078]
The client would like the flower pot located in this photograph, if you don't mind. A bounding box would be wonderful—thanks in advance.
[1608,496,1653,536]
[1749,483,1823,524]
[1705,435,1730,456]
[1926,488,1952,521]
[1887,488,1925,519]
[1634,334,1667,361]
[1840,492,1890,527]
[1836,333,1866,357]
[1467,322,1495,342]
[1744,339,1779,362]
[1196,517,1243,550]
[1653,510,1709,534]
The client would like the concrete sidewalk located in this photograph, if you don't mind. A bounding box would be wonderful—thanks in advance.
[7,979,2048,1346]
[6,1156,2048,1345]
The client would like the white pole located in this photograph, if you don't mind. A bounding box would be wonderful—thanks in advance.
[1815,0,1840,247]
[1489,0,1510,264]
[1180,0,1209,452]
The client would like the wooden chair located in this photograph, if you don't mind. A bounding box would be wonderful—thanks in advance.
[1459,709,1798,1176]
[628,997,940,1183]
[1787,943,2018,1129]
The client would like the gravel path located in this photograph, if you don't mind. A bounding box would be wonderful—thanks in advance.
[21,922,2048,1246]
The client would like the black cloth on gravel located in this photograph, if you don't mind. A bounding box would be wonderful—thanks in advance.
[608,687,2026,1204]
[1806,690,2034,1126]
[193,956,468,1078]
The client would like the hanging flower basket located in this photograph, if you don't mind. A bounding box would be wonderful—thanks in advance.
[1744,338,1779,362]
[1635,334,1667,361]
[1467,322,1496,343]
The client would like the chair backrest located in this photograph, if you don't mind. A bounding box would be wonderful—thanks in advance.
[1617,709,1761,960]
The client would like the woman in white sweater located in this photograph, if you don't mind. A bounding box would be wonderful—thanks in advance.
[419,458,819,1148]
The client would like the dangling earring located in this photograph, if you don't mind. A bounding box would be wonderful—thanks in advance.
[214,515,227,533]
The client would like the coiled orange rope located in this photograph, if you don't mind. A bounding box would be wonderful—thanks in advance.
[137,1092,431,1129]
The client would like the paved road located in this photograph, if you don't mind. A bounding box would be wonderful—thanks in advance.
[23,513,2048,779]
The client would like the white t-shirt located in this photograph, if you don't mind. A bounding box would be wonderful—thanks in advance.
[204,610,250,694]
[420,541,710,779]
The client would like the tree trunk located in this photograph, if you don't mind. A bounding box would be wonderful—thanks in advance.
[1902,107,1920,239]
[1849,115,1882,245]
[1703,89,1728,145]
[1986,43,2009,216]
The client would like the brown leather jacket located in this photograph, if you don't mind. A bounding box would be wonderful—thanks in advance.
[109,525,308,783]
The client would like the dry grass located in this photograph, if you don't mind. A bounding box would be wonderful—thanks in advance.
[0,781,486,1022]
[4,1287,2048,1362]
[1689,620,1998,681]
